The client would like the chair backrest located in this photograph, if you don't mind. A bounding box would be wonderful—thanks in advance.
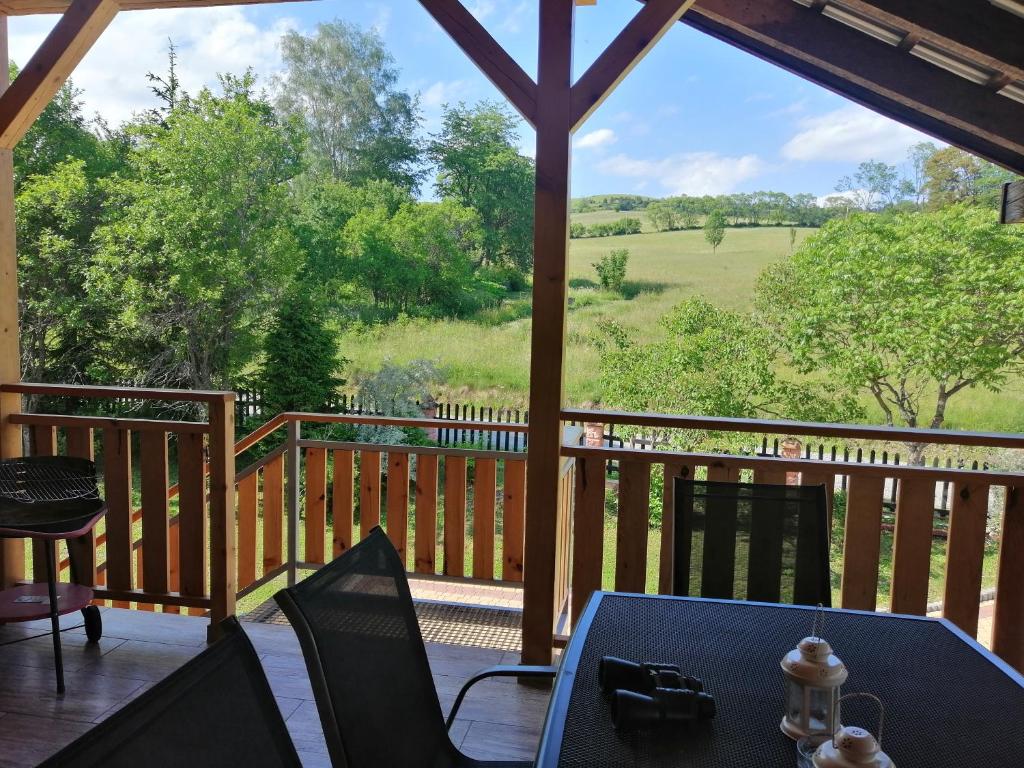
[274,526,457,768]
[673,479,831,606]
[39,617,301,768]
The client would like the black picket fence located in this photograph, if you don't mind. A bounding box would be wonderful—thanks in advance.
[234,389,530,452]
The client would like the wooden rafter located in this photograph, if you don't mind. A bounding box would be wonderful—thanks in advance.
[836,0,1024,85]
[0,0,118,150]
[681,0,1024,174]
[570,0,696,131]
[417,0,538,126]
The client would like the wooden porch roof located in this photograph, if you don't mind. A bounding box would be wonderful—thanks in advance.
[678,0,1024,174]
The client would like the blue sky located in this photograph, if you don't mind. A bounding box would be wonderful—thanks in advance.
[9,0,935,199]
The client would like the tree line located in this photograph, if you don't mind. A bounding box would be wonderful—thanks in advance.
[14,22,535,414]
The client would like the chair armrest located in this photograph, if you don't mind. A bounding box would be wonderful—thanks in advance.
[446,665,557,730]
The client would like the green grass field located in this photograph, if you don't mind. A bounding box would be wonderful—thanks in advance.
[338,222,1024,433]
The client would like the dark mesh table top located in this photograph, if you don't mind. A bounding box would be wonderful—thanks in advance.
[539,594,1024,768]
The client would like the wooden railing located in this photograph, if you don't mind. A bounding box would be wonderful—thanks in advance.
[1,383,236,640]
[559,408,1024,672]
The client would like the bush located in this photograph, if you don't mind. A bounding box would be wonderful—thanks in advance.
[593,248,629,293]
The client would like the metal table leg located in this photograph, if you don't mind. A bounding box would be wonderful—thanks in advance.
[44,543,65,694]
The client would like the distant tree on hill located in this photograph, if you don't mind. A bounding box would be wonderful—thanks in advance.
[835,160,905,211]
[704,209,726,252]
[758,205,1024,463]
[274,20,421,191]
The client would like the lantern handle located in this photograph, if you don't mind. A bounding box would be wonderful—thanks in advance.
[831,692,886,748]
[811,602,826,640]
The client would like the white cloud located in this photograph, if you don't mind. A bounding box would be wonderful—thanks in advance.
[598,151,765,196]
[9,8,299,127]
[421,79,472,109]
[467,0,497,22]
[574,128,617,151]
[781,105,929,163]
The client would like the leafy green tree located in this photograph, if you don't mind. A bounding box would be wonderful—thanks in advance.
[11,65,111,188]
[354,360,440,444]
[15,160,109,406]
[836,160,905,211]
[647,200,678,231]
[704,209,726,252]
[92,73,305,396]
[758,206,1024,462]
[593,249,629,293]
[428,102,534,272]
[274,20,421,191]
[597,298,861,449]
[922,147,1015,210]
[261,287,345,414]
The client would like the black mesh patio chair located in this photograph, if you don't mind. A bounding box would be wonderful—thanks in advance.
[38,617,302,768]
[673,478,831,606]
[274,526,555,768]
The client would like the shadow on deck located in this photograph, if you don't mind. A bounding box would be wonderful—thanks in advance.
[0,605,549,767]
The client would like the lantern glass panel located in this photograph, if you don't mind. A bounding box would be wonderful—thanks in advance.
[806,686,835,735]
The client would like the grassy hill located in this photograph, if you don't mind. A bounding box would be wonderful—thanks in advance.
[337,222,1024,433]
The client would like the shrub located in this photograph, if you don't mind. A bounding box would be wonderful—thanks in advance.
[593,248,629,293]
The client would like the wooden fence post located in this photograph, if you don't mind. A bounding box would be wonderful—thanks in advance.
[207,394,236,642]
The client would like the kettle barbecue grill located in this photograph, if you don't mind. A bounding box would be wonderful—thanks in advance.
[0,456,106,693]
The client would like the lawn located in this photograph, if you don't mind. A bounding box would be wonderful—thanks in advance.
[339,225,809,406]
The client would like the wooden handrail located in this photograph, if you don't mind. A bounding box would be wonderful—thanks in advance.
[10,412,209,434]
[298,439,527,461]
[561,407,1024,450]
[284,411,530,432]
[561,444,1024,485]
[1,381,233,403]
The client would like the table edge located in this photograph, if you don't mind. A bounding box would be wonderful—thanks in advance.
[533,592,1024,766]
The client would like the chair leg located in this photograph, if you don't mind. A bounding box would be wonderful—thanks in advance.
[44,543,65,695]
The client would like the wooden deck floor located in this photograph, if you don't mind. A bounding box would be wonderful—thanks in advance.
[0,607,550,767]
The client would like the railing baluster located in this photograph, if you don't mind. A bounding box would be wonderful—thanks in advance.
[616,460,651,594]
[387,452,410,566]
[236,470,258,590]
[304,447,328,564]
[943,482,989,636]
[332,449,354,557]
[140,431,170,595]
[994,485,1024,670]
[360,450,381,538]
[890,477,936,615]
[414,454,439,574]
[177,432,206,616]
[502,458,526,581]
[444,456,467,576]
[30,425,58,584]
[104,427,134,608]
[472,458,497,579]
[841,475,885,611]
[262,453,285,574]
[573,455,606,626]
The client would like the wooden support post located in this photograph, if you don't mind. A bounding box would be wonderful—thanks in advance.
[521,0,575,668]
[0,0,118,150]
[0,16,23,588]
[207,394,236,642]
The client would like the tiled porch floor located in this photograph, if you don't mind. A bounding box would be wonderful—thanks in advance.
[0,607,549,767]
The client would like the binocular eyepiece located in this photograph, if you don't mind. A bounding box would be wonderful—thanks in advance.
[598,656,716,731]
[598,656,704,696]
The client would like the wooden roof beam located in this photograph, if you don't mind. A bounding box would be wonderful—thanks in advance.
[570,0,697,131]
[682,0,1024,173]
[417,0,537,127]
[836,0,1024,84]
[0,0,118,150]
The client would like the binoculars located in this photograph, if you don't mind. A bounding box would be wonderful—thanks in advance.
[598,656,716,731]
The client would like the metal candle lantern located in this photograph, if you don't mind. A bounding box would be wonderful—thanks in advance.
[813,693,894,768]
[781,609,847,740]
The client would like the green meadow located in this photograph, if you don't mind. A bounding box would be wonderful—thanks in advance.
[339,224,1024,434]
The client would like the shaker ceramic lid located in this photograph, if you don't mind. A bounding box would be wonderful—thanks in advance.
[813,726,894,767]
